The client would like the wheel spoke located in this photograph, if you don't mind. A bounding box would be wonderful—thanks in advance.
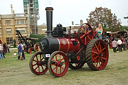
[52,66,57,71]
[92,51,98,55]
[60,66,64,70]
[87,30,92,35]
[100,48,106,53]
[34,66,38,70]
[56,55,57,61]
[94,43,99,51]
[100,57,106,60]
[87,35,91,40]
[80,34,85,39]
[33,59,37,62]
[41,65,44,71]
[60,57,64,62]
[85,37,87,45]
[81,28,85,33]
[92,56,98,61]
[32,63,37,66]
[98,42,101,51]
[36,55,38,61]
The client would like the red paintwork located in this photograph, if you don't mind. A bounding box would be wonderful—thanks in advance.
[57,38,80,53]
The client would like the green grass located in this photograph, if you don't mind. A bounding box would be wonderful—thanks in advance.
[0,48,128,85]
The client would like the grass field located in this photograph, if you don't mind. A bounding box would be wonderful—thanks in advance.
[0,48,128,85]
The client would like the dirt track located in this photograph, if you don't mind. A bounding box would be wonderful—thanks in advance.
[0,49,128,85]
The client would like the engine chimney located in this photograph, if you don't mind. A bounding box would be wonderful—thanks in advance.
[45,7,54,37]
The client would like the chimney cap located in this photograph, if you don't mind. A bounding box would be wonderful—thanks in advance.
[45,7,54,11]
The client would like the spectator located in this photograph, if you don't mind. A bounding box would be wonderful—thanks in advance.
[122,38,126,51]
[21,43,25,59]
[96,24,103,39]
[117,38,122,52]
[18,42,23,60]
[112,39,117,52]
[3,43,7,58]
[0,43,4,59]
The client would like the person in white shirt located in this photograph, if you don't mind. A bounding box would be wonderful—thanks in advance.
[117,38,122,52]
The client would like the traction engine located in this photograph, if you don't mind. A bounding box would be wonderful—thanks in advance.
[29,7,109,77]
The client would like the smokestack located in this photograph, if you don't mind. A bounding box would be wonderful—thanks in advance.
[45,7,54,37]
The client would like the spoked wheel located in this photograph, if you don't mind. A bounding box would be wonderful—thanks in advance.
[28,48,32,54]
[78,23,93,45]
[34,44,39,52]
[86,39,109,70]
[29,52,48,75]
[69,63,85,70]
[48,51,69,77]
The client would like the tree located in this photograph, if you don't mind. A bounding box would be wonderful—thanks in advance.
[86,7,121,32]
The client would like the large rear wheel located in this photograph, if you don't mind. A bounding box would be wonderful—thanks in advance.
[86,39,109,70]
[48,51,69,77]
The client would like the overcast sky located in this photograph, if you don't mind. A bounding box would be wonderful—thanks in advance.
[0,0,128,27]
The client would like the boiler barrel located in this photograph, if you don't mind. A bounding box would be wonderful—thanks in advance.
[40,37,80,54]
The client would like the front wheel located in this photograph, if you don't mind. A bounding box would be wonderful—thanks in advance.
[48,51,69,77]
[29,52,48,75]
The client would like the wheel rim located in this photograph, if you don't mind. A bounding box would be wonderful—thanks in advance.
[29,52,48,75]
[78,23,93,45]
[91,40,108,70]
[48,51,69,77]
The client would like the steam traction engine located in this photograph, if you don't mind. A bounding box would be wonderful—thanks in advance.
[29,7,109,77]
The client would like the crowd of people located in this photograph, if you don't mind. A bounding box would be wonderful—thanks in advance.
[112,37,128,53]
[0,39,26,60]
[95,23,128,53]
